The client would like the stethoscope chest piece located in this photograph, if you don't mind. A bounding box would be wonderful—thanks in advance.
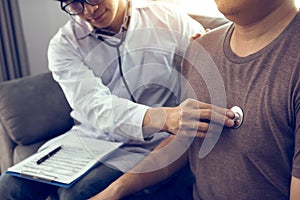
[230,106,244,129]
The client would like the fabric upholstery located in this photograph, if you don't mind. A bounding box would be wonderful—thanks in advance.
[0,72,74,174]
[0,72,73,146]
[13,141,44,164]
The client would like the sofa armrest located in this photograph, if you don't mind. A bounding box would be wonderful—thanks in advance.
[0,122,15,174]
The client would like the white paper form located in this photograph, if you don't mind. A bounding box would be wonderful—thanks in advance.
[6,134,122,187]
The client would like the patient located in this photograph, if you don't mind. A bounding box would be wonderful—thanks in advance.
[0,0,239,199]
[90,0,300,199]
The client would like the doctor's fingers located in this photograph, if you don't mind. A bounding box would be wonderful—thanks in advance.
[189,29,210,41]
[190,33,202,41]
[181,108,234,128]
[180,99,235,125]
[176,121,223,138]
[180,99,228,114]
[176,122,222,138]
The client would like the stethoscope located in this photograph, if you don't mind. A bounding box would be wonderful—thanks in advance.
[93,0,137,103]
[95,28,137,103]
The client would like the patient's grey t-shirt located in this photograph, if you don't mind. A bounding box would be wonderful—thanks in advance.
[182,12,300,200]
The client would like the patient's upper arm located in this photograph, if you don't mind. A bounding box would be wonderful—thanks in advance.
[290,176,300,199]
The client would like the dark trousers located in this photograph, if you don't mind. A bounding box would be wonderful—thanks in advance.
[0,163,123,200]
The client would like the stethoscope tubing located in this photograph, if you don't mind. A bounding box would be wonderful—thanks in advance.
[97,29,137,103]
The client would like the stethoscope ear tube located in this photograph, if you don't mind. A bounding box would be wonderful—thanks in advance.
[97,32,137,103]
[115,46,137,103]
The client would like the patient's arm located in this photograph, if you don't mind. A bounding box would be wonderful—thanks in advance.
[290,176,300,200]
[89,135,189,200]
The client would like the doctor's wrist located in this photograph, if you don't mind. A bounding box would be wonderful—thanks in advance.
[142,107,173,135]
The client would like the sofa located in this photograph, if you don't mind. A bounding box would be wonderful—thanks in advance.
[0,15,228,198]
[0,72,74,174]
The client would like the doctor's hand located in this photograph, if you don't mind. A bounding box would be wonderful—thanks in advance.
[143,98,235,138]
[190,29,211,41]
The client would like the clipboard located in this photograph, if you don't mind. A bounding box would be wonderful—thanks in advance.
[6,135,123,188]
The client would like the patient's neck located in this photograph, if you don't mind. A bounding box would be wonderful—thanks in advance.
[230,3,297,57]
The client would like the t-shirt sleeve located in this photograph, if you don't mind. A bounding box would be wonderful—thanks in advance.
[292,72,300,178]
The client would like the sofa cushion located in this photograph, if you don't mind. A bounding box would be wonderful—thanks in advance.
[13,141,45,164]
[0,72,74,145]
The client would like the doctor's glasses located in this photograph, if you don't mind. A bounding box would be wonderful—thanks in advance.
[61,0,104,15]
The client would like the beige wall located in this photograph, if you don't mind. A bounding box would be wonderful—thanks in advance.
[18,0,69,75]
